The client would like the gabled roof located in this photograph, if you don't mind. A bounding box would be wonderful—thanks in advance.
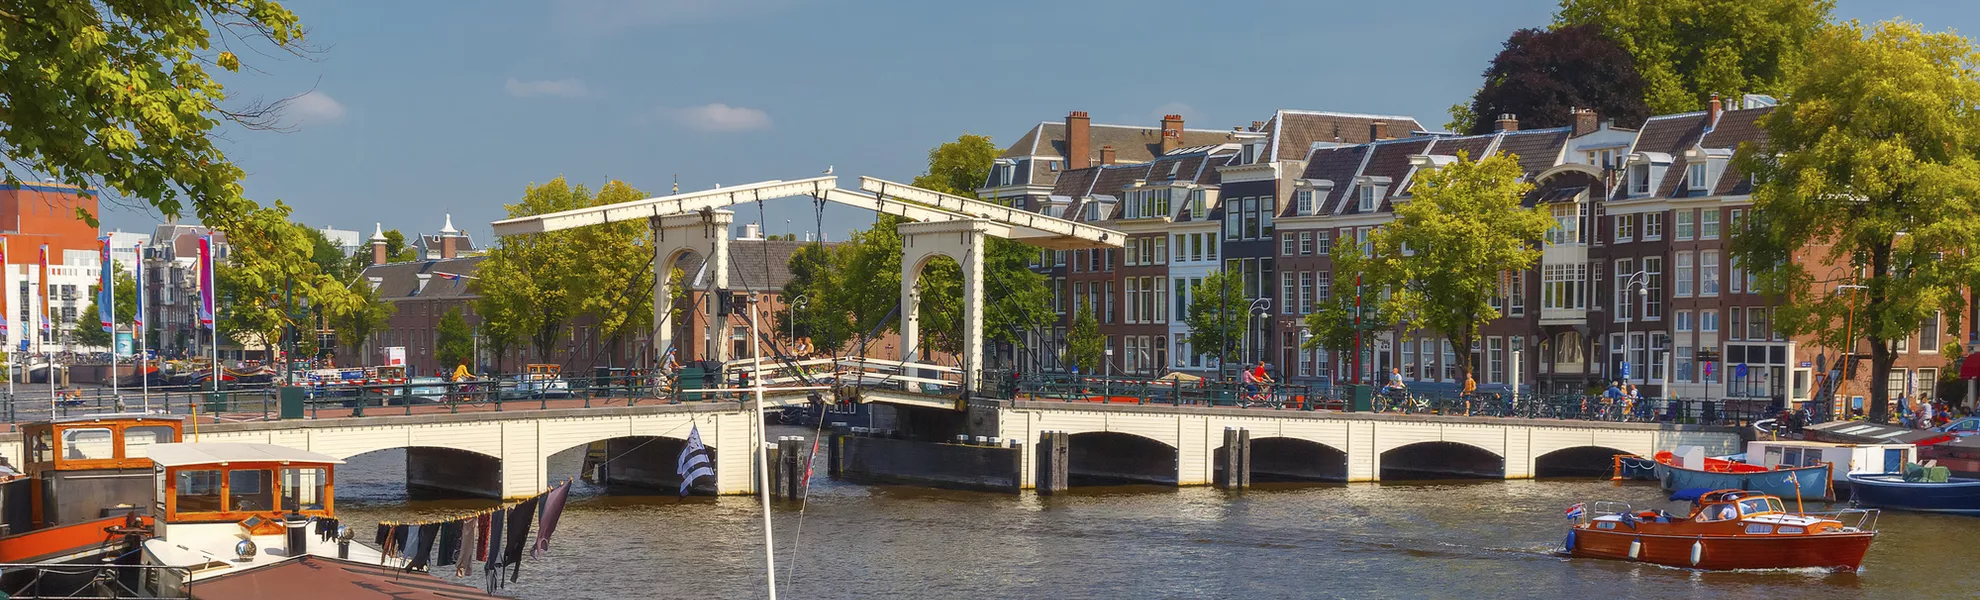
[1611,112,1708,201]
[361,256,485,300]
[1263,109,1428,161]
[998,122,1245,165]
[1360,138,1434,213]
[1301,145,1371,214]
[1494,127,1573,177]
[1702,107,1775,196]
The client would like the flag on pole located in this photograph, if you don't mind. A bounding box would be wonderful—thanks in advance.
[676,424,714,497]
[98,236,112,333]
[38,244,50,337]
[1565,503,1586,520]
[197,234,214,326]
[132,244,145,330]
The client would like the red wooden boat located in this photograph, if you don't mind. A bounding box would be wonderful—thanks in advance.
[1565,489,1877,571]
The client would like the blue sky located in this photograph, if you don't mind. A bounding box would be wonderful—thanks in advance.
[98,0,1980,243]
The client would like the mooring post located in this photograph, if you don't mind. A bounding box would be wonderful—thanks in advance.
[1218,427,1238,489]
[787,436,809,499]
[1237,428,1252,490]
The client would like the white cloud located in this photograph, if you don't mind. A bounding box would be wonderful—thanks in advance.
[553,0,792,34]
[286,91,345,125]
[653,103,773,132]
[505,77,591,98]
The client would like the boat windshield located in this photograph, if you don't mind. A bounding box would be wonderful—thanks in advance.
[1738,498,1779,516]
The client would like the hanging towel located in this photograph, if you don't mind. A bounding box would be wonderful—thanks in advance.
[475,513,491,562]
[531,482,571,559]
[456,515,479,577]
[485,509,507,573]
[437,520,463,567]
[407,523,441,572]
[505,497,539,583]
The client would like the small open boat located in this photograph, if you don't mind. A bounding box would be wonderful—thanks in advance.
[1848,465,1980,516]
[1565,488,1879,571]
[1654,449,1835,501]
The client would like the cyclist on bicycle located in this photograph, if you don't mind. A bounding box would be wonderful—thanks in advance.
[1384,367,1407,398]
[1243,361,1275,406]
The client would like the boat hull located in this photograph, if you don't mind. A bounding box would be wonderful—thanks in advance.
[1656,460,1833,501]
[1847,474,1980,515]
[1569,527,1874,571]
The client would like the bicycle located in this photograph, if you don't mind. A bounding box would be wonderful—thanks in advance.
[1239,384,1283,409]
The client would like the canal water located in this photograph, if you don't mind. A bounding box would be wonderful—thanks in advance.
[335,429,1977,600]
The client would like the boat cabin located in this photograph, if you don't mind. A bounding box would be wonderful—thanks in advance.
[140,443,371,592]
[1745,440,1915,485]
[16,414,183,529]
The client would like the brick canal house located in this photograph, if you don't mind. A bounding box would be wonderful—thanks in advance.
[982,98,1964,414]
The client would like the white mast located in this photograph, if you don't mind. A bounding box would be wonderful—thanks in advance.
[749,292,778,600]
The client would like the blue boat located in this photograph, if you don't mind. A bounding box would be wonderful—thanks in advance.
[1654,451,1835,501]
[1613,454,1658,480]
[1847,471,1980,516]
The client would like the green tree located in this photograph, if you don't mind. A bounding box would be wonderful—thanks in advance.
[435,307,473,371]
[383,229,417,263]
[905,134,1051,355]
[1462,24,1650,135]
[1066,299,1102,374]
[1732,19,1980,423]
[1303,245,1396,382]
[909,134,999,196]
[568,180,651,366]
[474,177,646,364]
[211,202,368,371]
[777,244,853,353]
[1310,152,1549,381]
[0,1,306,226]
[73,268,139,348]
[1556,0,1833,114]
[328,281,392,362]
[1185,269,1247,365]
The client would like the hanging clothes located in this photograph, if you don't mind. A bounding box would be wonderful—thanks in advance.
[485,508,507,572]
[436,520,463,567]
[407,523,441,572]
[394,524,412,557]
[505,497,539,584]
[531,482,570,559]
[455,515,479,577]
[374,523,390,547]
[475,513,492,562]
[379,525,398,564]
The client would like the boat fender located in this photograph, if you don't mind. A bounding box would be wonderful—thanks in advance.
[1564,530,1576,552]
[1690,539,1703,567]
[1628,539,1641,560]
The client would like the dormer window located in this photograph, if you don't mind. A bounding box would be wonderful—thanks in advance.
[1296,190,1315,215]
[1358,186,1377,212]
[1688,163,1707,192]
[1241,143,1259,165]
[1189,189,1207,219]
[995,160,1016,187]
[1629,164,1651,196]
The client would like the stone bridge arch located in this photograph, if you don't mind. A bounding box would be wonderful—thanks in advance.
[1378,440,1506,481]
[1064,431,1178,486]
[1223,436,1349,482]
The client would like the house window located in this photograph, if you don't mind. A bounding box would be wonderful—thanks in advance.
[1316,231,1331,256]
[1225,202,1241,238]
[1542,263,1588,311]
[1747,307,1769,342]
[1701,310,1719,333]
[1402,339,1417,381]
[1507,270,1525,317]
[1317,271,1332,302]
[1923,312,1942,353]
[1675,252,1694,297]
[1548,203,1584,246]
[1154,237,1168,265]
[1488,337,1505,384]
[1614,258,1635,321]
[1281,272,1296,315]
[1207,233,1218,261]
[1259,196,1275,237]
[1629,164,1651,195]
[1442,340,1458,382]
[1729,256,1744,295]
[1244,197,1261,240]
[1644,212,1664,240]
[1281,233,1297,257]
[1358,186,1376,212]
[1730,307,1744,341]
[1676,310,1693,332]
[1701,210,1721,239]
[1643,256,1663,320]
[1676,209,1695,240]
[1700,250,1721,296]
[1296,189,1315,215]
[1299,232,1314,255]
[1688,163,1707,192]
[1190,190,1207,219]
[1125,239,1140,266]
[1614,214,1634,243]
[1190,234,1203,262]
[1299,272,1314,315]
[1677,346,1695,382]
[1105,282,1115,323]
[1125,278,1139,323]
[1175,278,1189,320]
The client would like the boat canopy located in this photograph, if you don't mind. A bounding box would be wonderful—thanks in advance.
[146,443,344,468]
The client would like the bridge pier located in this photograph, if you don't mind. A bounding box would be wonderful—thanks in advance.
[1215,428,1251,490]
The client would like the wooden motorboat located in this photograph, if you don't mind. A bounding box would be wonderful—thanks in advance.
[1566,489,1879,571]
[1654,449,1835,501]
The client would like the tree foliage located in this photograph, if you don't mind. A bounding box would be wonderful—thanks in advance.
[1557,0,1833,113]
[909,134,999,196]
[214,201,369,362]
[1464,24,1649,134]
[1066,299,1102,374]
[474,177,649,366]
[73,267,138,349]
[435,307,472,371]
[329,280,391,361]
[1732,19,1980,422]
[1303,244,1397,379]
[1308,152,1548,380]
[1185,269,1247,365]
[0,1,306,225]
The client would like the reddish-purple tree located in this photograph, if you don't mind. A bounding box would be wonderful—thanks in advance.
[1465,24,1649,135]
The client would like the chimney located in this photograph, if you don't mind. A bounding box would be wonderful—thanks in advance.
[1250,120,1266,132]
[1572,107,1599,137]
[1707,94,1722,126]
[1099,145,1117,166]
[1370,120,1388,141]
[1495,114,1519,132]
[369,222,388,266]
[1066,111,1092,170]
[438,214,460,260]
[1160,114,1185,153]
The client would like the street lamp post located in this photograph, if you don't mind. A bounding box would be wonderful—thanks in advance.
[1618,270,1650,392]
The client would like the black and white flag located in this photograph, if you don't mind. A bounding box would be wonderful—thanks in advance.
[677,424,714,497]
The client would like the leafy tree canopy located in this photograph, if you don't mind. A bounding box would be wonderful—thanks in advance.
[1464,24,1650,134]
[1557,0,1834,113]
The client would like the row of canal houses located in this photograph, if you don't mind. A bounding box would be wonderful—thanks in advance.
[977,98,1957,410]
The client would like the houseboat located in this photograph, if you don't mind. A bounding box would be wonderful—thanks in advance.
[1566,488,1879,571]
[1744,440,1916,498]
[0,414,182,594]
